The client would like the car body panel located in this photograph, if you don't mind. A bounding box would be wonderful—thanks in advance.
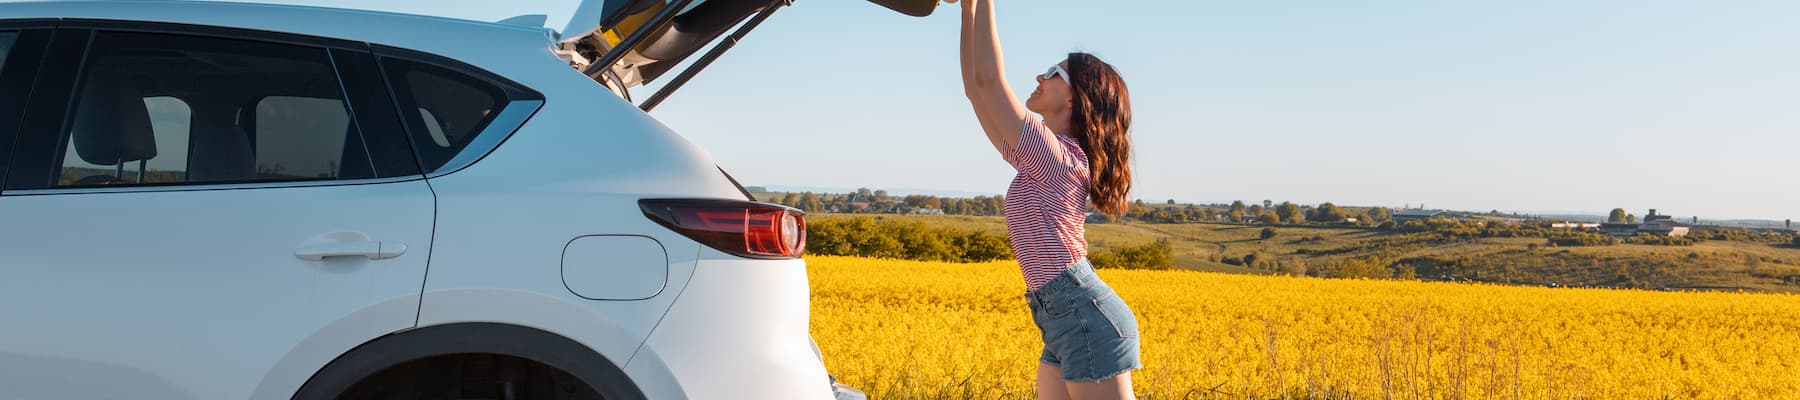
[0,181,436,399]
[624,253,831,400]
[414,70,743,374]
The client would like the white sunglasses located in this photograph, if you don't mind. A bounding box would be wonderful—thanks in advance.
[1041,64,1071,86]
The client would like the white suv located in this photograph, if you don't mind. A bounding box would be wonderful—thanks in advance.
[0,0,934,398]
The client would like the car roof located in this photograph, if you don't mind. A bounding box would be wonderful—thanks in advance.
[0,0,557,69]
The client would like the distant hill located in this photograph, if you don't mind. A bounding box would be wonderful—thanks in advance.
[810,214,1800,294]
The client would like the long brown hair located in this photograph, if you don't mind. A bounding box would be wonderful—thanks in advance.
[1066,52,1133,217]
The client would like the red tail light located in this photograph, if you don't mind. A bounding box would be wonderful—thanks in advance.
[639,199,806,259]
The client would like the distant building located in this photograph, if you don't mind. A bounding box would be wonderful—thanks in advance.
[1391,209,1453,223]
[1635,209,1688,237]
[1600,222,1639,236]
[1604,209,1693,237]
[846,196,871,212]
[1552,222,1600,229]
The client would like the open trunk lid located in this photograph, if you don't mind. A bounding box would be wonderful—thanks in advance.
[556,0,942,111]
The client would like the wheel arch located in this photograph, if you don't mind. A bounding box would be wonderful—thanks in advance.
[290,322,645,400]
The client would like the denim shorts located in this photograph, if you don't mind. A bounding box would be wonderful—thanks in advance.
[1024,258,1143,382]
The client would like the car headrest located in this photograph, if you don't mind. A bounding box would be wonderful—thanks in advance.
[72,74,158,166]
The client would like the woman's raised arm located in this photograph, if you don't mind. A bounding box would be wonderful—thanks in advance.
[958,0,1032,158]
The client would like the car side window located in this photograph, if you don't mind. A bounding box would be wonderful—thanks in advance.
[0,32,15,73]
[254,96,354,180]
[379,57,507,173]
[47,31,375,188]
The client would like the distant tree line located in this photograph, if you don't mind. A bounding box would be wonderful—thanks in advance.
[1308,217,1800,288]
[764,188,1007,216]
[780,190,1800,288]
[806,217,1011,262]
[803,214,1800,290]
[1373,216,1799,248]
[804,216,1174,270]
[1116,200,1390,226]
[763,188,1413,228]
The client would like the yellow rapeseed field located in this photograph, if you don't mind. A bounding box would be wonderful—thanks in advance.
[806,255,1800,399]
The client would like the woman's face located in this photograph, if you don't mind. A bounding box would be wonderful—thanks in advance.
[1026,60,1073,115]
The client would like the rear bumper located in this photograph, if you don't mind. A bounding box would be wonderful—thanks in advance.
[831,378,868,400]
[623,254,850,399]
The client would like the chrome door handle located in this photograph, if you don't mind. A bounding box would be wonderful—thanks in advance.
[294,241,407,261]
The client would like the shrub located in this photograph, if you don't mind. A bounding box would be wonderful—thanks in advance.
[1260,227,1278,240]
[1279,259,1308,276]
[806,217,1012,262]
[1547,232,1617,247]
[951,230,1013,262]
[889,221,956,261]
[1090,239,1174,270]
[1334,254,1393,279]
[1623,234,1695,246]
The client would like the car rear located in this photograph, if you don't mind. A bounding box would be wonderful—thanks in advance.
[0,0,886,398]
[403,28,860,399]
[395,2,867,397]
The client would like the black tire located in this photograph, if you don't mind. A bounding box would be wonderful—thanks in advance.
[335,353,604,400]
[293,323,644,400]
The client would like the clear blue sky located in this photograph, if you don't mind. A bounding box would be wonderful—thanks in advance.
[230,1,1800,220]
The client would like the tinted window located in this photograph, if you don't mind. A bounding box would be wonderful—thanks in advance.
[381,58,507,172]
[255,96,353,179]
[50,31,374,188]
[0,32,15,73]
[0,31,22,188]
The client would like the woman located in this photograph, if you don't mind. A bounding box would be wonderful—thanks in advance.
[953,0,1141,398]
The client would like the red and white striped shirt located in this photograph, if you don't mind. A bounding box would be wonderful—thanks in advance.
[1003,117,1090,292]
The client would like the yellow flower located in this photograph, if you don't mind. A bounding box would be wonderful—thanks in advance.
[808,255,1800,399]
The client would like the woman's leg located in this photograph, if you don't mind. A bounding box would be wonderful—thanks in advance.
[1064,371,1135,400]
[1036,362,1072,400]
